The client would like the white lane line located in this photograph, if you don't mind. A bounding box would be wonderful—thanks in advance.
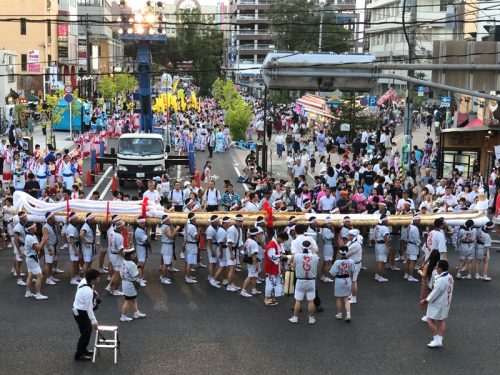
[85,166,113,200]
[234,166,249,192]
[99,172,116,200]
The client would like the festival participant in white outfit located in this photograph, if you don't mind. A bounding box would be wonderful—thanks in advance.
[320,217,335,283]
[34,156,49,193]
[24,222,48,300]
[214,217,231,286]
[426,218,448,261]
[12,210,28,286]
[374,215,390,282]
[119,248,146,322]
[330,246,355,322]
[80,213,96,275]
[404,214,422,282]
[345,229,363,304]
[184,212,199,284]
[264,232,288,306]
[421,260,454,348]
[12,152,25,191]
[475,221,493,281]
[160,215,180,285]
[205,215,221,288]
[240,226,262,298]
[134,216,150,286]
[456,219,476,280]
[226,214,244,292]
[42,212,60,285]
[289,241,319,325]
[59,154,75,190]
[105,219,125,296]
[66,212,81,285]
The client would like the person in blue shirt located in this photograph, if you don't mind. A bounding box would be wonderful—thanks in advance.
[413,146,423,166]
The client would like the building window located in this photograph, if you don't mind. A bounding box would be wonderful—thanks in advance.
[21,54,27,71]
[47,20,51,37]
[20,18,26,35]
[48,54,52,64]
[440,0,453,12]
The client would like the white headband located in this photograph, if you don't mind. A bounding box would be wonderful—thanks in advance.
[86,213,95,220]
[46,212,55,220]
[137,218,146,223]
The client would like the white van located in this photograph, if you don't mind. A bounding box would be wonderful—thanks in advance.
[116,133,165,186]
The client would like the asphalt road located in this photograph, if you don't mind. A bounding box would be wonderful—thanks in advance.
[1,148,500,375]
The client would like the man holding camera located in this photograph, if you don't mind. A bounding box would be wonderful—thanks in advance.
[72,269,101,361]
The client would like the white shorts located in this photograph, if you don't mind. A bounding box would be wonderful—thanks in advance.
[406,254,418,261]
[218,259,227,267]
[81,245,93,263]
[247,263,260,278]
[375,244,387,263]
[162,254,173,265]
[136,248,147,263]
[459,245,475,260]
[161,243,174,257]
[208,248,219,264]
[69,246,80,262]
[225,248,236,266]
[26,257,42,275]
[110,253,123,269]
[323,244,334,261]
[186,253,197,265]
[44,246,57,264]
[352,263,361,282]
[294,280,316,301]
[475,246,489,260]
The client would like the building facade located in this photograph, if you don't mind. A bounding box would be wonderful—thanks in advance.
[0,50,17,119]
[0,0,59,94]
[77,0,124,98]
[58,0,79,88]
[364,0,455,92]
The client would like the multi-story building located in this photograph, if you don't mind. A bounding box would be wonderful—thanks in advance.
[364,0,456,92]
[0,0,59,94]
[58,0,79,87]
[0,50,17,119]
[77,0,124,98]
[227,0,276,91]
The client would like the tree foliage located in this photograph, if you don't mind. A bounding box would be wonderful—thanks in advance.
[269,0,351,53]
[333,94,379,139]
[98,73,137,101]
[212,79,253,141]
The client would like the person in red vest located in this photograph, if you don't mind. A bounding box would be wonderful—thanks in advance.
[264,231,289,306]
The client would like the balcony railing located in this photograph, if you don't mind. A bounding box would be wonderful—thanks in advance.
[236,14,269,20]
[239,43,275,49]
[237,0,276,5]
[237,30,273,35]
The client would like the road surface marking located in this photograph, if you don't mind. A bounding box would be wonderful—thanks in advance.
[234,166,249,191]
[85,166,113,200]
[99,172,116,200]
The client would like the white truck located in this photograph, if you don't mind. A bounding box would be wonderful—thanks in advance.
[116,133,166,186]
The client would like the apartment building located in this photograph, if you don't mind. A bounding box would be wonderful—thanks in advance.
[0,0,58,93]
[58,0,79,87]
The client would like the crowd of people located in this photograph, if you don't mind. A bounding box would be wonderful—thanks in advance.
[1,96,496,359]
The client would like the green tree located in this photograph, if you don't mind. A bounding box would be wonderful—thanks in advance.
[269,0,351,53]
[212,79,252,141]
[114,73,137,95]
[333,94,379,139]
[97,75,116,101]
[226,99,253,141]
[269,90,290,106]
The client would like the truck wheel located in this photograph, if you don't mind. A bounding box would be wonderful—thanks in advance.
[119,178,125,187]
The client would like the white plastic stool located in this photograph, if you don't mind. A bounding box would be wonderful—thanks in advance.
[93,325,120,364]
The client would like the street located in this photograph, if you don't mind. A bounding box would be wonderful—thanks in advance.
[1,147,499,375]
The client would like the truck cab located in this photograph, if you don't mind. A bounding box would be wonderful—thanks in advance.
[116,133,165,185]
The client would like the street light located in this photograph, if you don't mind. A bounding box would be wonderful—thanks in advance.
[318,0,326,52]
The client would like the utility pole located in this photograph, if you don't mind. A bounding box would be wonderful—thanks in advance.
[262,88,268,172]
[402,0,417,170]
[86,14,92,101]
[318,0,326,52]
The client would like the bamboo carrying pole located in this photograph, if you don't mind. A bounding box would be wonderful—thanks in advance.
[32,209,487,229]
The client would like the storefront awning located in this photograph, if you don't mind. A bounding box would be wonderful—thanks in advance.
[296,94,335,119]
